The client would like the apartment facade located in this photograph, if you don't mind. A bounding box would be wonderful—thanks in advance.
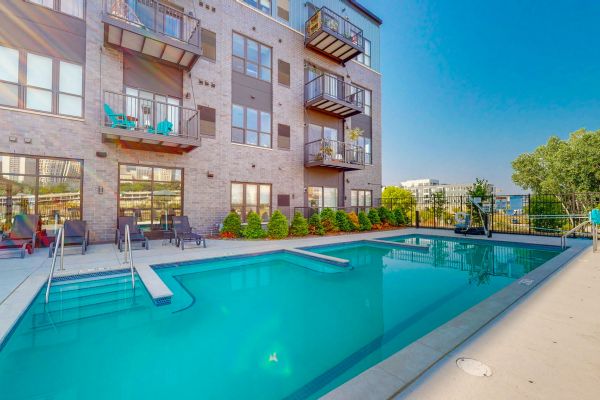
[400,179,495,202]
[0,0,382,242]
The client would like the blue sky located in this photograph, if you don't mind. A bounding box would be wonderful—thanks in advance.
[362,0,600,192]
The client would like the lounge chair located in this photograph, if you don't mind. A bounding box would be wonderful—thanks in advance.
[104,103,136,129]
[173,216,206,250]
[148,120,173,135]
[49,220,89,257]
[115,216,149,251]
[0,214,39,258]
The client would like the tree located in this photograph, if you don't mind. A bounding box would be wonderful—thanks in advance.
[393,208,408,225]
[243,211,266,239]
[221,211,242,238]
[358,211,372,231]
[267,210,289,239]
[290,212,309,236]
[381,186,415,214]
[432,191,447,223]
[308,213,325,235]
[512,129,600,216]
[529,195,567,233]
[377,206,396,226]
[467,178,492,226]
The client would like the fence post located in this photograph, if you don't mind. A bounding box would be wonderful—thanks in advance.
[528,194,531,235]
[415,210,420,228]
[433,197,436,229]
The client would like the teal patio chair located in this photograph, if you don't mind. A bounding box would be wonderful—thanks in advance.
[148,120,173,136]
[103,103,136,129]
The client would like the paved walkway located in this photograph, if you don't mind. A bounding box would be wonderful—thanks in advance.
[396,246,600,400]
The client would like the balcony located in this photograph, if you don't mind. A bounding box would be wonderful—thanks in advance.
[305,7,365,65]
[305,73,365,118]
[305,139,365,171]
[101,91,200,154]
[102,0,202,70]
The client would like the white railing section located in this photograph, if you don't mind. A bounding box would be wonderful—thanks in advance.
[560,220,590,249]
[45,227,65,304]
[124,224,136,290]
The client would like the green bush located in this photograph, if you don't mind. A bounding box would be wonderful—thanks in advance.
[267,210,289,239]
[358,211,372,231]
[393,208,408,225]
[243,211,266,239]
[347,212,359,231]
[335,210,352,232]
[308,213,325,235]
[221,211,242,237]
[378,206,396,225]
[368,208,381,225]
[319,208,338,233]
[290,212,309,236]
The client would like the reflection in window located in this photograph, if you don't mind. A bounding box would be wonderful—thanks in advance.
[231,104,271,148]
[232,33,271,82]
[351,190,372,208]
[308,186,338,209]
[231,182,271,221]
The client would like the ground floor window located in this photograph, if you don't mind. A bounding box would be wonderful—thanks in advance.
[118,164,183,231]
[0,154,82,231]
[351,189,372,207]
[231,182,271,221]
[308,186,338,209]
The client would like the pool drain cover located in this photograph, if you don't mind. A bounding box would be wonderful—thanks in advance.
[456,357,492,377]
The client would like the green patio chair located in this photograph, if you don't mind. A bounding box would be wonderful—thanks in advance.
[103,103,136,129]
[148,120,173,136]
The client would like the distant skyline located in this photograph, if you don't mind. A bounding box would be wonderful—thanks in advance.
[363,0,600,193]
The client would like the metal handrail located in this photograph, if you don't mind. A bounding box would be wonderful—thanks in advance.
[305,138,365,165]
[560,220,590,249]
[45,227,65,304]
[305,7,365,50]
[305,73,365,107]
[124,224,135,290]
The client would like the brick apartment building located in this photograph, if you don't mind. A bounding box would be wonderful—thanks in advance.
[0,0,382,242]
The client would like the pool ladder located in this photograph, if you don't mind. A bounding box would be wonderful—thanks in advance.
[560,220,597,251]
[123,224,136,290]
[45,227,65,304]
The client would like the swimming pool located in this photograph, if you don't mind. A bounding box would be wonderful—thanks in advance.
[0,236,562,399]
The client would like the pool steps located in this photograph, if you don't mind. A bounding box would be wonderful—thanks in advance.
[135,265,173,306]
[283,248,351,268]
[364,239,430,251]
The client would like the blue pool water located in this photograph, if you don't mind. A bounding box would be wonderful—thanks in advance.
[0,236,561,399]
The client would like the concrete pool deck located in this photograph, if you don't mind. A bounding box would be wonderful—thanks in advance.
[0,228,596,399]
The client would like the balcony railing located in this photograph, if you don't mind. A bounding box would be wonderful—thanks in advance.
[103,91,199,139]
[305,139,365,170]
[305,73,365,117]
[104,0,200,47]
[305,7,365,64]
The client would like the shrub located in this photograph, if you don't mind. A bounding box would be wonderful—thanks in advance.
[368,208,381,225]
[219,231,237,239]
[358,211,372,231]
[290,211,309,236]
[347,212,359,231]
[319,208,338,233]
[335,210,352,232]
[308,213,325,235]
[221,211,242,237]
[394,208,408,225]
[378,206,396,226]
[243,211,266,239]
[267,210,289,239]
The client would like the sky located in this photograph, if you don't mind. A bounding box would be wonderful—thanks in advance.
[361,0,600,193]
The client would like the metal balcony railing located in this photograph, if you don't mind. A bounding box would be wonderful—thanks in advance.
[104,0,200,48]
[103,91,199,140]
[305,73,365,108]
[305,7,365,51]
[305,139,365,166]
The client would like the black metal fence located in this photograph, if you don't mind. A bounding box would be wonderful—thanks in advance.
[379,193,600,238]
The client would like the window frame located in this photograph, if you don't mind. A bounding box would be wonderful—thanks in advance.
[231,181,272,221]
[243,0,272,15]
[27,0,85,20]
[231,104,272,148]
[351,189,373,208]
[356,38,371,67]
[232,32,272,82]
[308,186,339,209]
[277,0,290,22]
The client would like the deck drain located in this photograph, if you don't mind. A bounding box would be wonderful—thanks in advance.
[456,358,492,377]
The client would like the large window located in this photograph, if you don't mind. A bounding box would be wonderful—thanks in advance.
[243,0,271,15]
[351,190,372,208]
[232,104,271,148]
[308,186,338,209]
[124,86,181,133]
[232,33,272,82]
[356,38,371,68]
[29,0,85,19]
[118,164,183,231]
[231,182,271,221]
[0,154,82,231]
[0,45,84,117]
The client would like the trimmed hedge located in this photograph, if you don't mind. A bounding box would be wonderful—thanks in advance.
[243,211,266,239]
[319,208,338,233]
[221,211,242,237]
[290,212,309,236]
[393,208,408,225]
[308,213,325,235]
[368,208,382,226]
[378,206,396,226]
[358,211,372,231]
[347,212,359,231]
[335,210,353,232]
[267,210,289,239]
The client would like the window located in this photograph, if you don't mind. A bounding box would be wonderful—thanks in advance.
[351,190,372,208]
[59,61,83,117]
[0,154,83,230]
[363,88,372,116]
[277,0,289,21]
[29,0,84,18]
[118,164,183,231]
[0,46,19,108]
[232,33,271,82]
[308,186,338,209]
[201,29,216,61]
[277,124,290,150]
[356,38,371,67]
[26,54,53,113]
[278,59,290,86]
[231,182,271,221]
[124,87,181,133]
[232,104,271,148]
[244,0,271,14]
[199,105,216,137]
[308,124,339,142]
[354,135,372,165]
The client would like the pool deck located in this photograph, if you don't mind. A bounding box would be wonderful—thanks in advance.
[0,228,597,399]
